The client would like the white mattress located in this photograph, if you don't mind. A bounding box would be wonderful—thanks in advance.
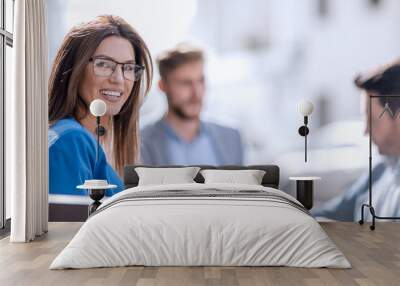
[50,183,351,269]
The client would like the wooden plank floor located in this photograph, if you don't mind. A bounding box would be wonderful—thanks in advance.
[0,222,399,286]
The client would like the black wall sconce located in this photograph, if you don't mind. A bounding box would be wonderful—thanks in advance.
[298,100,314,162]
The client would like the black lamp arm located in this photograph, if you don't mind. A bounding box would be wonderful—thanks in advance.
[95,116,107,163]
[298,116,310,162]
[96,116,100,162]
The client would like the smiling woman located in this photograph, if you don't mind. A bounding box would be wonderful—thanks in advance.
[48,15,153,213]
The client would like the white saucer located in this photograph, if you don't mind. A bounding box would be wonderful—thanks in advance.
[289,176,321,181]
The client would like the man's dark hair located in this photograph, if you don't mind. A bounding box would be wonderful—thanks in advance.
[354,59,400,113]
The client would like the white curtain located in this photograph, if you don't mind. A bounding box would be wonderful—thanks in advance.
[8,0,48,242]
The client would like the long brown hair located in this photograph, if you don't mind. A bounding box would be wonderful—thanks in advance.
[49,15,153,176]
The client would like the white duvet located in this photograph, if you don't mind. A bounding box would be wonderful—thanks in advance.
[50,183,351,269]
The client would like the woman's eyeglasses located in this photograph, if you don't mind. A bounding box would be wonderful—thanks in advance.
[89,57,145,82]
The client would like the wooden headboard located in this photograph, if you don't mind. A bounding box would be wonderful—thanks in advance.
[123,165,280,189]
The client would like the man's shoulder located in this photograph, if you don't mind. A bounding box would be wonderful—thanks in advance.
[203,121,243,164]
[203,121,240,136]
[141,119,165,141]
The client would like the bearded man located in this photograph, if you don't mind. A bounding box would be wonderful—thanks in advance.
[140,44,243,165]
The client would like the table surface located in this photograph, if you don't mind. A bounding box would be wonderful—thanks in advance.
[289,176,322,180]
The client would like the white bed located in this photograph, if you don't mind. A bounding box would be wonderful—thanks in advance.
[50,183,351,269]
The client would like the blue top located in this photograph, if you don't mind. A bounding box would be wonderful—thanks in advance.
[140,118,243,166]
[49,118,123,197]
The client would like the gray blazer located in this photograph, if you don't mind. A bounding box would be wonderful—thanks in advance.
[140,119,244,166]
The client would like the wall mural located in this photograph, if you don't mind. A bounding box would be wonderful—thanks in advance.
[47,0,400,223]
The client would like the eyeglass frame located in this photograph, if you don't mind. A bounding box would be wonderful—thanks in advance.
[89,56,145,82]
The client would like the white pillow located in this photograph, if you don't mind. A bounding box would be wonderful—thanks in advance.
[135,167,200,186]
[200,169,266,185]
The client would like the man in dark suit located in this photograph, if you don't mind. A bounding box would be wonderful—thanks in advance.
[312,59,400,221]
[140,44,243,165]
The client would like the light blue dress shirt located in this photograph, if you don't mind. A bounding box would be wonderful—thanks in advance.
[354,157,400,221]
[161,120,219,166]
[312,156,400,221]
[140,118,244,166]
